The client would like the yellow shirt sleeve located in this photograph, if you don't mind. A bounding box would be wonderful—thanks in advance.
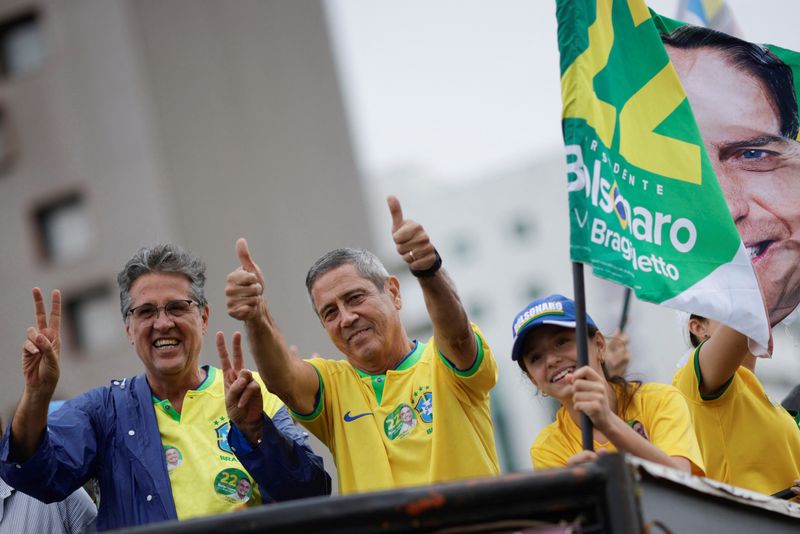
[433,324,498,397]
[641,383,705,475]
[253,371,285,418]
[288,358,333,446]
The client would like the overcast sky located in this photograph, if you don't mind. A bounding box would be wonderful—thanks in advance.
[325,0,800,183]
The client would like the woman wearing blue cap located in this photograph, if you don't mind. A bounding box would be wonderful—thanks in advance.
[511,294,704,473]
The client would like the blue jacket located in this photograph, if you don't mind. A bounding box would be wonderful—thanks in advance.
[0,372,331,531]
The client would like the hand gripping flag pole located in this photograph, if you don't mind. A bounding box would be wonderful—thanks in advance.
[572,262,593,452]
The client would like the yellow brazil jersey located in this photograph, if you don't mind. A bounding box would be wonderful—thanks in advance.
[291,324,499,494]
[153,365,284,519]
[673,346,800,494]
[531,382,705,475]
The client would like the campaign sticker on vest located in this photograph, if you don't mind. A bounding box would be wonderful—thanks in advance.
[384,403,417,441]
[163,445,183,472]
[413,388,433,424]
[628,420,650,441]
[213,468,253,503]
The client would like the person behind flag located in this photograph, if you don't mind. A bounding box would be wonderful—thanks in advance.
[603,329,631,379]
[674,315,800,496]
[662,25,800,328]
[225,196,500,494]
[676,0,742,36]
[511,295,703,474]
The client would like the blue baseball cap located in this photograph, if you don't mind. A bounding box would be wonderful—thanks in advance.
[510,294,597,362]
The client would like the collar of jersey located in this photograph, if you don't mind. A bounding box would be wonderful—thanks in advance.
[152,365,215,421]
[354,341,423,405]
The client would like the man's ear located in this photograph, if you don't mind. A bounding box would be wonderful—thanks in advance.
[386,276,402,310]
[200,303,210,335]
[125,319,134,344]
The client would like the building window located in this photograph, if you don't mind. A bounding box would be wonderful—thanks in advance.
[0,104,17,174]
[467,300,488,322]
[0,9,43,78]
[64,284,119,353]
[33,190,92,264]
[522,281,545,302]
[510,215,536,242]
[450,235,475,260]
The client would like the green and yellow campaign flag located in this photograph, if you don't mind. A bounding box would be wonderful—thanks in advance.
[556,0,769,348]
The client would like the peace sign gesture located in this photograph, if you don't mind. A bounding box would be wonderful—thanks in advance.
[22,288,62,396]
[216,331,264,444]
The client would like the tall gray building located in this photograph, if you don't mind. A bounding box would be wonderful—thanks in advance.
[0,0,372,432]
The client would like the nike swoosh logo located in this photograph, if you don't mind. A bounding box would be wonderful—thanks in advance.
[343,411,371,422]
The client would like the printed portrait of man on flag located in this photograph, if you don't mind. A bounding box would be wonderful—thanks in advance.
[656,17,800,329]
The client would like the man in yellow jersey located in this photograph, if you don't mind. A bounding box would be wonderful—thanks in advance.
[0,244,330,531]
[226,196,500,494]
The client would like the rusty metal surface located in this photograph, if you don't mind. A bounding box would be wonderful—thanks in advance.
[112,454,800,533]
[113,456,634,533]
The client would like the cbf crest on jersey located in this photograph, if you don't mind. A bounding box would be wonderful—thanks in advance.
[214,416,233,454]
[413,388,433,424]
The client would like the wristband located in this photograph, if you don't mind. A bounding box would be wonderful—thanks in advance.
[410,249,442,278]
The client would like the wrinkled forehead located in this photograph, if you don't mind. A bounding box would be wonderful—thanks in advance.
[129,272,193,300]
[310,263,378,307]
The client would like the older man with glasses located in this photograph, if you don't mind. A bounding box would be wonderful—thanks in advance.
[0,244,330,531]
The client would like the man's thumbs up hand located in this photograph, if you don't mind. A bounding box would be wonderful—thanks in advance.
[387,195,436,271]
[227,238,267,322]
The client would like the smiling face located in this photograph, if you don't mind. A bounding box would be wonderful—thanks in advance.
[310,263,408,373]
[125,272,208,385]
[165,447,180,465]
[237,478,251,498]
[668,46,800,325]
[400,406,414,424]
[519,325,605,403]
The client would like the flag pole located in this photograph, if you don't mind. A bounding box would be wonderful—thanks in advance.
[619,287,632,333]
[571,261,594,451]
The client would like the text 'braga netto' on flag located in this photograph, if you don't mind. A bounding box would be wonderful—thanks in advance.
[555,0,775,351]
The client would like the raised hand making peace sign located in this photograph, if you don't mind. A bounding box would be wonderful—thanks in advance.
[216,331,264,444]
[11,287,64,461]
[22,288,62,398]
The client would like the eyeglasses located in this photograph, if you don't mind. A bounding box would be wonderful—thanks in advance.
[126,299,199,322]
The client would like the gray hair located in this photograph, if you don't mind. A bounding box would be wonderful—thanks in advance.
[117,243,207,319]
[305,248,389,308]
